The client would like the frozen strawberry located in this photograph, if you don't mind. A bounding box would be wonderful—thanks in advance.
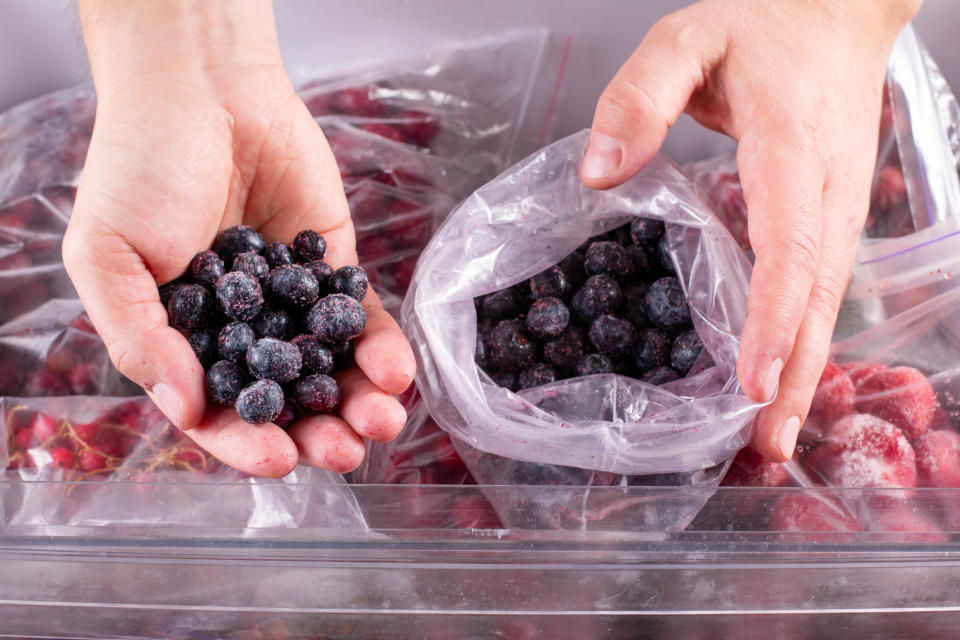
[914,429,960,488]
[807,413,916,488]
[769,493,862,534]
[809,362,855,424]
[722,448,792,487]
[855,366,936,440]
[872,503,946,542]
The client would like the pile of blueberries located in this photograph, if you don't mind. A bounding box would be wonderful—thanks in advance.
[161,226,368,425]
[475,217,706,391]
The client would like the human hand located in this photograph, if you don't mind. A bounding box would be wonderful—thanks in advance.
[63,0,415,477]
[580,0,921,460]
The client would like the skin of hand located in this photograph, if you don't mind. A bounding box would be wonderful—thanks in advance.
[63,0,415,478]
[580,0,922,461]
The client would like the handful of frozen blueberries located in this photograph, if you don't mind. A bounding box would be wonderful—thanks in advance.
[161,225,368,426]
[475,217,708,391]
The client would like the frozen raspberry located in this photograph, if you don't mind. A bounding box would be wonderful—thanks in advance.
[529,266,572,300]
[657,235,675,275]
[218,321,254,363]
[490,370,519,391]
[644,277,690,331]
[231,252,269,285]
[808,413,917,488]
[843,362,888,389]
[670,330,703,376]
[584,241,634,281]
[809,362,856,425]
[770,494,862,533]
[190,250,225,290]
[480,289,522,321]
[488,319,539,372]
[264,241,294,269]
[214,272,263,322]
[333,86,387,117]
[303,261,334,296]
[397,110,440,147]
[291,334,334,376]
[328,265,369,301]
[251,303,292,339]
[525,297,569,339]
[246,338,302,383]
[543,326,587,372]
[642,366,680,385]
[571,274,623,324]
[517,364,558,389]
[213,225,266,266]
[167,284,214,331]
[295,374,341,413]
[588,315,637,358]
[629,217,664,246]
[575,353,615,376]
[49,446,76,470]
[187,329,218,369]
[266,264,320,310]
[633,328,672,373]
[292,229,327,263]
[235,379,284,424]
[913,429,960,487]
[307,294,367,343]
[274,400,298,430]
[722,448,792,487]
[206,360,247,405]
[856,366,936,441]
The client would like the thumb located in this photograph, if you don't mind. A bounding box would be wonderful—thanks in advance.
[62,212,206,430]
[580,12,723,189]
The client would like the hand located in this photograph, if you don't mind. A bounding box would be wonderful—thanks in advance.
[63,0,415,477]
[580,0,921,461]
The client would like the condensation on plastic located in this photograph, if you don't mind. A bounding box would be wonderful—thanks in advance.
[404,129,760,478]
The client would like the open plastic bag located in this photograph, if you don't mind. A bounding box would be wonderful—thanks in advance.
[403,129,760,529]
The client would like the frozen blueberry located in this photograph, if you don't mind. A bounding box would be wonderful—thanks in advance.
[607,224,633,247]
[530,266,572,300]
[621,282,649,329]
[251,303,292,339]
[627,244,657,276]
[307,294,367,343]
[213,225,266,266]
[231,252,269,285]
[525,297,569,339]
[584,241,634,281]
[645,277,690,331]
[235,379,284,424]
[264,241,295,269]
[671,330,703,376]
[294,374,340,413]
[158,278,188,307]
[304,261,334,296]
[328,265,369,301]
[293,230,327,263]
[266,264,320,310]
[557,253,587,288]
[168,284,213,332]
[215,271,264,322]
[642,365,680,385]
[630,217,664,246]
[588,315,638,358]
[291,334,334,376]
[205,360,247,405]
[190,250,225,290]
[543,326,587,372]
[328,340,354,370]
[218,321,255,363]
[657,234,675,275]
[246,337,302,383]
[575,353,615,376]
[488,319,539,372]
[490,370,519,391]
[275,400,299,430]
[187,329,218,369]
[571,274,623,324]
[481,289,521,321]
[633,328,672,373]
[517,364,558,389]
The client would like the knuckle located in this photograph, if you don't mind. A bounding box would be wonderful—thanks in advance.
[651,13,702,53]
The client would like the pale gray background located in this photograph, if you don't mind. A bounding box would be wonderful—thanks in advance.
[0,0,956,162]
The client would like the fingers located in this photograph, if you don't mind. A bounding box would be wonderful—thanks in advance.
[184,406,299,478]
[353,288,416,395]
[336,367,408,442]
[580,10,725,189]
[288,414,366,473]
[62,213,207,431]
[735,131,826,405]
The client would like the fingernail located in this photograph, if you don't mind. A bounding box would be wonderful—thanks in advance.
[150,382,183,429]
[777,415,801,459]
[581,132,622,179]
[759,358,783,403]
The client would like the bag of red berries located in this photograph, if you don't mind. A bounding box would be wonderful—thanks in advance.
[403,129,760,529]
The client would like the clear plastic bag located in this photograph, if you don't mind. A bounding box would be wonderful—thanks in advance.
[403,129,760,530]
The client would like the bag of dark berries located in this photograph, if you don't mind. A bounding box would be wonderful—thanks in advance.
[403,129,761,530]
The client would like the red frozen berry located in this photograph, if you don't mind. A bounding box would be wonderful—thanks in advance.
[333,86,387,117]
[769,493,862,534]
[809,362,855,425]
[72,422,99,444]
[361,123,406,144]
[914,429,960,488]
[13,428,33,450]
[435,435,468,474]
[49,446,76,470]
[807,413,917,488]
[78,449,108,472]
[397,110,440,147]
[843,362,888,389]
[31,413,59,443]
[855,366,936,441]
[873,165,907,211]
[871,503,946,542]
[722,448,792,487]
